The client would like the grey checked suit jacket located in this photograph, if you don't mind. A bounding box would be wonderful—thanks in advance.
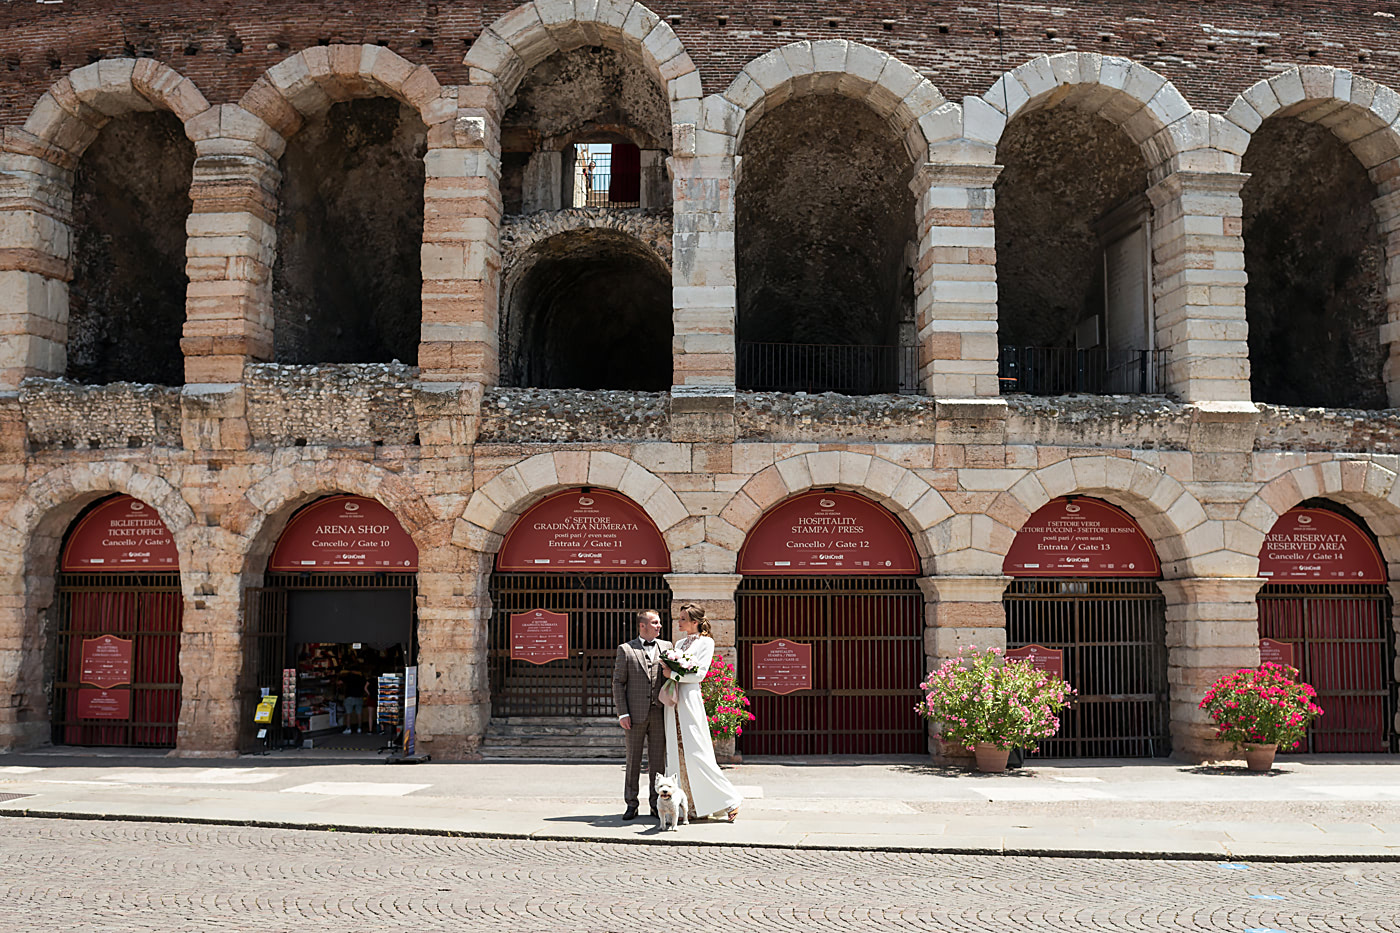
[612,637,672,723]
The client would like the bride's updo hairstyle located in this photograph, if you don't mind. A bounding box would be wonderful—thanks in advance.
[682,603,712,638]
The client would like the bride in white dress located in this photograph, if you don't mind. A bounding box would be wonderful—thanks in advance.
[663,604,743,822]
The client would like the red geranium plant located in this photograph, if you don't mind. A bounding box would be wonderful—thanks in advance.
[701,657,755,742]
[1198,662,1324,751]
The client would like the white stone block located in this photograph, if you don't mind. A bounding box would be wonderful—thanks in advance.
[961,95,1006,144]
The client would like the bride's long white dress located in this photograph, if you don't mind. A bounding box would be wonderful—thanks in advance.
[663,634,743,817]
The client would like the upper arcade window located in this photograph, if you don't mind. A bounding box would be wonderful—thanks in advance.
[571,142,641,208]
[1242,118,1386,410]
[67,111,193,386]
[735,95,918,396]
[995,109,1162,397]
[272,98,426,366]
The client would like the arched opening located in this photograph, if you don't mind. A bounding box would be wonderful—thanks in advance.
[245,495,419,754]
[486,488,672,756]
[736,491,923,755]
[1003,496,1170,758]
[736,95,918,395]
[272,98,426,365]
[52,495,182,748]
[1256,501,1396,753]
[995,108,1158,395]
[502,230,672,390]
[67,111,192,386]
[500,46,670,214]
[1242,120,1387,409]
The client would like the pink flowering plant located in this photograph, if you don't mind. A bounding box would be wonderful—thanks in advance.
[915,647,1075,751]
[1198,662,1323,751]
[701,657,756,743]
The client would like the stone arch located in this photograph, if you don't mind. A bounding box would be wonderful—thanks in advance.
[1239,460,1400,575]
[239,45,453,139]
[715,452,951,575]
[464,1,701,131]
[712,40,947,163]
[976,54,1203,176]
[455,451,690,563]
[992,455,1217,579]
[501,209,671,272]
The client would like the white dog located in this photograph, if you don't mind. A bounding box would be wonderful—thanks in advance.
[655,773,689,831]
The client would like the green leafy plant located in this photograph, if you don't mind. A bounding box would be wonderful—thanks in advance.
[1198,662,1324,751]
[915,646,1075,751]
[702,657,755,742]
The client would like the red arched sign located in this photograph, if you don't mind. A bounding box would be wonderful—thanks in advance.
[1258,507,1386,583]
[738,490,919,575]
[1004,497,1161,578]
[269,495,418,572]
[61,495,179,572]
[497,489,671,572]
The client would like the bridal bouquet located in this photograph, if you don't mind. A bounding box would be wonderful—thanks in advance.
[658,647,700,708]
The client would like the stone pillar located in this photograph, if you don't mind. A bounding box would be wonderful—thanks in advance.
[0,136,73,388]
[172,525,247,758]
[413,551,489,760]
[640,149,668,209]
[909,163,1002,398]
[919,575,1009,758]
[669,155,736,388]
[521,150,561,213]
[1146,171,1251,403]
[181,105,284,386]
[419,95,502,384]
[665,572,741,667]
[1159,576,1264,762]
[1372,180,1400,406]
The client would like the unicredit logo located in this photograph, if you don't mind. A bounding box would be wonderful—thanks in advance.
[819,498,836,508]
[578,496,595,506]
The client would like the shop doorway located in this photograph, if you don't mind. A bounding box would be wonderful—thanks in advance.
[488,489,672,720]
[1003,496,1170,758]
[1256,505,1397,753]
[244,495,419,753]
[52,495,183,748]
[736,491,924,756]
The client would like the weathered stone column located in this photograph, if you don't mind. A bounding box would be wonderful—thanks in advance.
[1147,170,1251,403]
[1372,179,1400,406]
[909,163,1003,398]
[172,525,246,758]
[919,575,1009,758]
[413,553,488,760]
[1159,576,1264,761]
[0,136,73,388]
[669,154,736,389]
[180,105,284,387]
[419,92,502,384]
[665,572,741,667]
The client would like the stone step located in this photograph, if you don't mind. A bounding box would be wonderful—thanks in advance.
[487,724,621,737]
[480,746,626,760]
[485,733,626,748]
[480,716,628,759]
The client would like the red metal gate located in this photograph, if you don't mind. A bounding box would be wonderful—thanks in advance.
[52,572,183,748]
[1004,578,1170,758]
[488,572,672,717]
[1257,583,1396,753]
[736,575,925,756]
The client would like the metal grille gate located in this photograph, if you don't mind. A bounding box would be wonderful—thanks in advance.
[1258,583,1396,753]
[736,576,925,756]
[53,573,183,748]
[243,573,417,751]
[488,572,672,717]
[1005,579,1170,758]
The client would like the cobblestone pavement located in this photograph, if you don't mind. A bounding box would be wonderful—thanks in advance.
[3,818,1399,932]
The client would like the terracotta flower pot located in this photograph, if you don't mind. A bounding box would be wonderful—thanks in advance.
[1244,744,1278,772]
[974,742,1010,773]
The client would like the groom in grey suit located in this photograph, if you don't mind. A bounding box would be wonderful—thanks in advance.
[612,609,669,820]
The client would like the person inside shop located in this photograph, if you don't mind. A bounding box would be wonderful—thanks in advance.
[339,666,371,735]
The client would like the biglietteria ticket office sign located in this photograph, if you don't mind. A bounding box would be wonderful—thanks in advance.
[62,496,178,572]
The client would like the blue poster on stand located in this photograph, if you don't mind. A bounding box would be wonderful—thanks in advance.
[403,665,418,757]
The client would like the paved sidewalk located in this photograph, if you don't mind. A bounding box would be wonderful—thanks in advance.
[2,747,1399,859]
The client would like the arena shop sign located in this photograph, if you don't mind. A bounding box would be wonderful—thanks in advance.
[1003,497,1161,578]
[61,495,178,572]
[496,489,670,572]
[738,491,919,575]
[270,495,418,572]
[1257,508,1385,583]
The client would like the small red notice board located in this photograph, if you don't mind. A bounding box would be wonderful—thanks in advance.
[751,639,813,695]
[1006,645,1064,679]
[1259,637,1295,669]
[80,634,133,689]
[76,689,130,720]
[510,609,570,665]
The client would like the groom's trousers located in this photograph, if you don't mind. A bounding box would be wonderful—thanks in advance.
[624,701,666,811]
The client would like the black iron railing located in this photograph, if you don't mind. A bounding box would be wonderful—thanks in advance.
[738,341,918,395]
[999,346,1167,395]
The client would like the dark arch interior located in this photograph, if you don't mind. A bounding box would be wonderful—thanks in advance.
[736,94,915,394]
[505,230,671,390]
[68,110,193,386]
[1242,118,1386,410]
[273,98,426,365]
